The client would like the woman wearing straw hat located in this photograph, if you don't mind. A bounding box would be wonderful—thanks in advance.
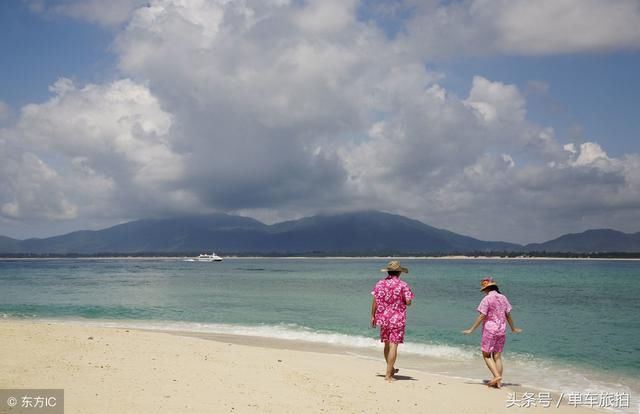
[371,260,414,382]
[463,277,522,388]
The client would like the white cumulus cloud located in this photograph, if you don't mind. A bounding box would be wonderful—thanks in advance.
[0,77,196,223]
[405,0,640,57]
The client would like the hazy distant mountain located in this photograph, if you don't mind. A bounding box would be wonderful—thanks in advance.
[18,214,266,254]
[0,236,21,254]
[525,229,640,253]
[264,211,518,253]
[2,212,636,255]
[0,211,520,255]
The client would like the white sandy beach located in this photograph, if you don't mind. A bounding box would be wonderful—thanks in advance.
[0,320,600,414]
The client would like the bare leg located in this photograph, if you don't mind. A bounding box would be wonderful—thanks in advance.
[493,352,503,388]
[385,343,398,382]
[383,342,399,376]
[482,351,502,387]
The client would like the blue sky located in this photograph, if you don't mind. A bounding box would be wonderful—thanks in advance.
[0,2,115,107]
[1,0,640,243]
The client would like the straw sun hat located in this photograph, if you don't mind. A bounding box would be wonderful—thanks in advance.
[480,277,498,290]
[380,260,409,273]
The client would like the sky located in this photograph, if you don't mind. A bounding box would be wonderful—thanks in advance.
[1,0,640,244]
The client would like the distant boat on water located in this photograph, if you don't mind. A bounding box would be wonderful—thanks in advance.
[184,252,223,262]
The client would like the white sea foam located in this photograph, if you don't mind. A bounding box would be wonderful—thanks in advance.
[36,318,476,360]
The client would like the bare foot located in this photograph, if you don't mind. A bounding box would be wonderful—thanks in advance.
[487,376,502,388]
[393,368,399,376]
[385,376,397,383]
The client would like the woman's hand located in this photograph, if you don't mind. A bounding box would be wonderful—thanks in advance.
[512,327,522,334]
[463,314,485,335]
[371,316,376,328]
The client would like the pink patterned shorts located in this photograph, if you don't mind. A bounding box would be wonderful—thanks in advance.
[380,326,405,344]
[481,331,506,353]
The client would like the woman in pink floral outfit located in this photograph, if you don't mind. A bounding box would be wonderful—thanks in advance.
[463,277,522,388]
[371,260,414,382]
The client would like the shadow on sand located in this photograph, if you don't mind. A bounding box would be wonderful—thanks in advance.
[464,379,522,387]
[376,374,417,381]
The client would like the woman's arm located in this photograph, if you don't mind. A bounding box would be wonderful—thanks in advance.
[370,297,377,328]
[404,286,414,306]
[463,313,485,335]
[506,312,522,333]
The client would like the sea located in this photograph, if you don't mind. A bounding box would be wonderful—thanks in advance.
[1,257,638,412]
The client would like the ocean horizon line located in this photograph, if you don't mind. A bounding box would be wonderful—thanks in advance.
[2,255,640,261]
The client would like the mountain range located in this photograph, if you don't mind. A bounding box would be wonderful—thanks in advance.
[1,211,638,255]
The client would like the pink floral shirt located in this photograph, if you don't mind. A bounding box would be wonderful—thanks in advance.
[371,276,414,329]
[477,291,512,336]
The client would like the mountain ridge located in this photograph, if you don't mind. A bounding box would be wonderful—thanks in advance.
[524,228,640,253]
[1,211,638,254]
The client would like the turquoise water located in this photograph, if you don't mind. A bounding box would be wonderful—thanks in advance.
[1,258,638,409]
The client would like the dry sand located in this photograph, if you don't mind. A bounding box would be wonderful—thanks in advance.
[1,321,597,414]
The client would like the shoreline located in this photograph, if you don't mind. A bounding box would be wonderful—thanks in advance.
[2,255,640,261]
[1,320,604,414]
[23,318,640,395]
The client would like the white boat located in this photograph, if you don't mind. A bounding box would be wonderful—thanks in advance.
[184,252,223,262]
